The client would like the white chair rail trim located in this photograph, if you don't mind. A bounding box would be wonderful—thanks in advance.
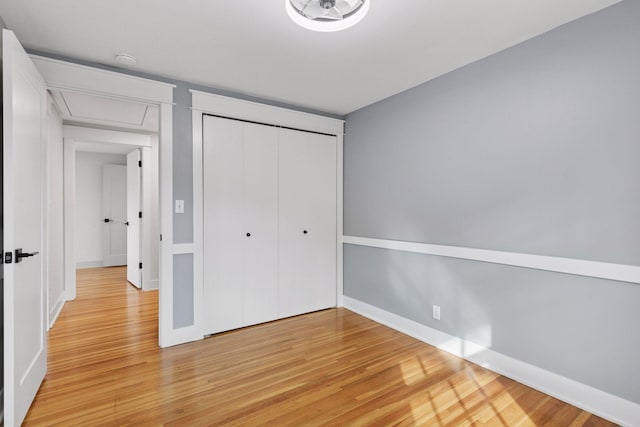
[343,235,640,284]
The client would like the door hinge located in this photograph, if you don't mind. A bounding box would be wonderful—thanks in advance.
[139,262,143,269]
[160,234,163,241]
[138,160,142,168]
[138,211,142,219]
[4,251,13,264]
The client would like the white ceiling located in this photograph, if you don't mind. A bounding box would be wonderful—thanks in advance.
[1,0,622,115]
[75,142,138,156]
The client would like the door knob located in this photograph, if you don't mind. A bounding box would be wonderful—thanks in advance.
[104,218,111,223]
[15,248,39,263]
[125,221,130,226]
[246,232,251,237]
[303,230,308,234]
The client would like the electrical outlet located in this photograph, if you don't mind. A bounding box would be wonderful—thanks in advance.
[175,200,185,214]
[432,305,441,320]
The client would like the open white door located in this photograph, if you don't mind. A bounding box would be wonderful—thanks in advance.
[102,164,127,266]
[126,150,141,288]
[3,29,48,427]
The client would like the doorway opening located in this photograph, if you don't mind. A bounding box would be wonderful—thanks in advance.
[4,38,175,425]
[47,89,160,329]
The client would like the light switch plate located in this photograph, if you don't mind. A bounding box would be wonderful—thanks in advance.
[175,200,184,214]
[432,305,441,320]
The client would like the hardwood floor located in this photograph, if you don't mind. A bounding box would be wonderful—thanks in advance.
[24,267,614,426]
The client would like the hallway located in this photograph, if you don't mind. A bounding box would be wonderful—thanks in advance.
[25,267,158,424]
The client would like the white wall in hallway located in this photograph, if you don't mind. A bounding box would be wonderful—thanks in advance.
[47,100,65,327]
[75,151,127,267]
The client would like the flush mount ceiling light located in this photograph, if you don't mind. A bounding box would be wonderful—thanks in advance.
[286,0,369,32]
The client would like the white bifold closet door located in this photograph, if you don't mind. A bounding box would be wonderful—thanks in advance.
[203,116,278,334]
[203,115,337,336]
[278,128,337,318]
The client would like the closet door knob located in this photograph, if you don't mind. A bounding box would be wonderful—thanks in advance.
[246,232,251,237]
[303,230,308,234]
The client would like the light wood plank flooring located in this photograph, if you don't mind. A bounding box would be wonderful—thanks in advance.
[24,267,614,426]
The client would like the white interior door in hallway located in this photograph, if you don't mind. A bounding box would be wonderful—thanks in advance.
[2,28,48,427]
[127,149,142,288]
[102,164,127,267]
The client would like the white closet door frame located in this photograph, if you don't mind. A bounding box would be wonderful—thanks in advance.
[192,91,344,339]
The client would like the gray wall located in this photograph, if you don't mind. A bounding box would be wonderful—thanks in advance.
[173,254,194,329]
[344,0,640,404]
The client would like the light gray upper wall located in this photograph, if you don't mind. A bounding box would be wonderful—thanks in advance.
[172,84,193,243]
[344,0,640,266]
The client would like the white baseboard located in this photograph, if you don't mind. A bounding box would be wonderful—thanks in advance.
[75,260,104,269]
[343,296,640,427]
[49,293,66,329]
[144,278,159,291]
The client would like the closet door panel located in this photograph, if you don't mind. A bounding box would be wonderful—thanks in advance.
[203,116,244,334]
[278,129,308,317]
[300,132,337,312]
[306,134,337,312]
[279,129,337,318]
[242,123,279,327]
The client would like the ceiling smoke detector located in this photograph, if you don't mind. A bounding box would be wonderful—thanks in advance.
[115,53,137,66]
[286,0,369,32]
